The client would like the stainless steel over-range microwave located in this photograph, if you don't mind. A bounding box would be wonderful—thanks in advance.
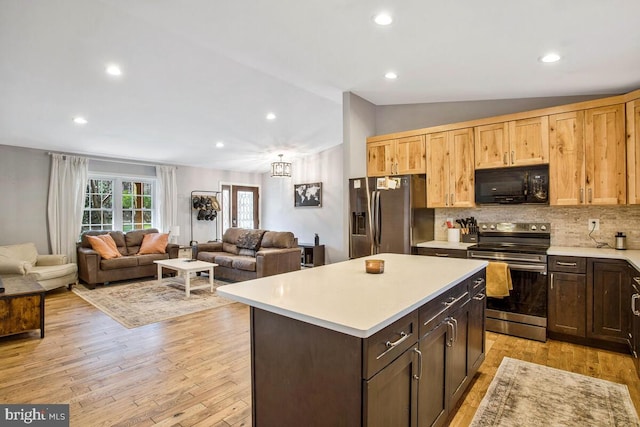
[475,165,549,205]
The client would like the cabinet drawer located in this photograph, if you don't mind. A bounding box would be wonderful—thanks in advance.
[412,247,467,259]
[419,281,469,335]
[363,311,418,379]
[549,256,586,273]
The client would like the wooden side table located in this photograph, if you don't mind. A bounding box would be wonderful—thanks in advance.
[0,277,45,339]
[299,244,325,267]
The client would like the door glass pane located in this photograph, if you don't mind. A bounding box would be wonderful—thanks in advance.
[222,188,230,234]
[237,190,254,229]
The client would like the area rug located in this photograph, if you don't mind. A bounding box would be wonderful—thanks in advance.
[72,277,235,328]
[471,357,640,426]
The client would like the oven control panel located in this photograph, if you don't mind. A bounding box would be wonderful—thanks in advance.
[478,222,550,233]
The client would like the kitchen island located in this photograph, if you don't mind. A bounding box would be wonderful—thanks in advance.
[218,253,487,427]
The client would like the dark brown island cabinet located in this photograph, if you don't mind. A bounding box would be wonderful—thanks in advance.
[249,269,486,427]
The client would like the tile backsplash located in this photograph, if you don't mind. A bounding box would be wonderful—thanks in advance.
[435,205,640,249]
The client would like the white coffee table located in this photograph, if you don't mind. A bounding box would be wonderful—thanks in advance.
[154,258,218,298]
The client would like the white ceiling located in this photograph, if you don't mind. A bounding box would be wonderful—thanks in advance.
[1,1,639,173]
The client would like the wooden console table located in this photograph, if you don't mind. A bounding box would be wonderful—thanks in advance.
[299,243,325,267]
[0,277,45,339]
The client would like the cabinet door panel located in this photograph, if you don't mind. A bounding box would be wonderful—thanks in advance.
[426,132,449,208]
[449,128,475,208]
[474,123,508,169]
[509,116,549,166]
[448,303,470,409]
[548,272,586,337]
[367,140,394,177]
[418,322,448,427]
[549,111,585,205]
[468,290,486,373]
[585,104,626,205]
[397,135,426,174]
[589,260,630,342]
[364,347,418,427]
[627,99,640,204]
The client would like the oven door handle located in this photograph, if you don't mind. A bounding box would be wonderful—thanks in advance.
[506,263,547,273]
[469,252,545,264]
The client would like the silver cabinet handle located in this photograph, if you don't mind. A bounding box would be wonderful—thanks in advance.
[511,151,515,164]
[634,277,640,285]
[588,188,592,203]
[444,292,469,308]
[580,188,584,203]
[376,331,411,360]
[632,294,640,316]
[445,193,449,207]
[451,193,454,205]
[446,319,455,347]
[413,348,423,380]
[473,293,486,301]
[503,152,508,165]
[450,317,458,344]
[557,261,577,267]
[435,253,450,257]
[473,277,485,289]
[550,272,554,290]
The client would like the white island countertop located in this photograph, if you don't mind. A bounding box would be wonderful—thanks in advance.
[217,253,487,338]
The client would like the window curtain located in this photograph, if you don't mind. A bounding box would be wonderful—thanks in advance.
[47,154,89,263]
[156,165,178,233]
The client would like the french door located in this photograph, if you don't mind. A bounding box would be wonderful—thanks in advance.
[221,184,259,233]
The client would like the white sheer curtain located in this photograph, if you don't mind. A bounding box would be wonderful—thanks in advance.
[155,165,178,233]
[47,154,89,262]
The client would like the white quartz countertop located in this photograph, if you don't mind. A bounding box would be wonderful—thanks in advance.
[217,253,487,338]
[548,246,640,271]
[415,240,476,250]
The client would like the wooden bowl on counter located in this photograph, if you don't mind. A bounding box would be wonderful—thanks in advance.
[365,259,385,274]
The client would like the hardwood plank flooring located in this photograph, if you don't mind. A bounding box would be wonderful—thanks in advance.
[0,288,638,426]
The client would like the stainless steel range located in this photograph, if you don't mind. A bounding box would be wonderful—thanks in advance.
[467,222,550,342]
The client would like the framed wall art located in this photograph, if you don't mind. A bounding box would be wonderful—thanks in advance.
[294,182,322,207]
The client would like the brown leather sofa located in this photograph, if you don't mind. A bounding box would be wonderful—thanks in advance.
[77,229,178,289]
[196,228,301,282]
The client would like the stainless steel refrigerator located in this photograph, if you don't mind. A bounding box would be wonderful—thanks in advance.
[349,174,434,258]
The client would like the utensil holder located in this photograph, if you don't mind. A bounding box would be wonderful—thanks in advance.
[447,228,461,243]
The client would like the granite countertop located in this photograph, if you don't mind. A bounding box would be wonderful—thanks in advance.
[217,253,487,338]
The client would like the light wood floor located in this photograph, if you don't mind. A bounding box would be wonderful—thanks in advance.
[1,288,638,426]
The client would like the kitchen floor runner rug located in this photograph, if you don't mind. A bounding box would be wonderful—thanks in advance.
[471,356,640,427]
[72,276,235,329]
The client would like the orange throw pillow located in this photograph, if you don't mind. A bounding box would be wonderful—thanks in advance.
[137,232,168,255]
[86,234,122,259]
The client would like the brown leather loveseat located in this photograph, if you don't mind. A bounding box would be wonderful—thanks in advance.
[196,227,301,282]
[77,229,178,288]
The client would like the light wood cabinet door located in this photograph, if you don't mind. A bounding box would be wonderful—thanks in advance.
[628,99,640,204]
[396,135,426,174]
[584,104,626,205]
[508,117,549,166]
[426,132,449,208]
[426,129,474,208]
[367,140,395,177]
[449,128,475,208]
[549,111,586,205]
[474,123,509,169]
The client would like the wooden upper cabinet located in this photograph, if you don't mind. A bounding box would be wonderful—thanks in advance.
[550,104,626,206]
[549,111,586,205]
[474,123,508,169]
[426,128,474,208]
[509,117,549,166]
[474,118,549,169]
[367,136,425,177]
[627,99,640,204]
[585,104,626,205]
[367,140,394,177]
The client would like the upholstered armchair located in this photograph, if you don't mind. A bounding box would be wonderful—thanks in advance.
[0,243,78,291]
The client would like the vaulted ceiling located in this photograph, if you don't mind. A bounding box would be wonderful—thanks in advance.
[1,1,638,172]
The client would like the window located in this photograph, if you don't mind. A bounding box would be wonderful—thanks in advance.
[82,177,155,232]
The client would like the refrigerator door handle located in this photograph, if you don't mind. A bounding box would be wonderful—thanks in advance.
[370,190,378,252]
[376,191,382,249]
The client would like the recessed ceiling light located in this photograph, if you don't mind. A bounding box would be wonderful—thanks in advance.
[540,53,561,63]
[105,64,122,76]
[73,116,88,125]
[385,71,398,80]
[373,13,393,26]
[216,141,224,148]
[266,112,277,120]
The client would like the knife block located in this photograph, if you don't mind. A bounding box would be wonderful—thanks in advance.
[461,233,478,243]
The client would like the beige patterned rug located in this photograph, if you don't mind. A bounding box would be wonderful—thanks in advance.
[72,277,235,328]
[471,357,640,426]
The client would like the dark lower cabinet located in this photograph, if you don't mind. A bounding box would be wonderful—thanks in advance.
[468,287,486,374]
[364,346,419,427]
[448,301,470,409]
[548,271,586,336]
[418,322,448,427]
[588,259,630,344]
